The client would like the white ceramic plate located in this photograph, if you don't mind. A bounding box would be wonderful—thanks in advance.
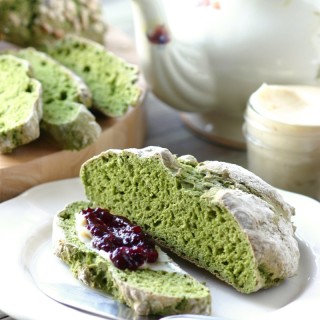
[0,178,319,320]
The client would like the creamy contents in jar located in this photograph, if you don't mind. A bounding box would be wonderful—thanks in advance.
[250,84,320,126]
[245,84,320,200]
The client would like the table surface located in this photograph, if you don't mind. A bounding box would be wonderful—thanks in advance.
[0,1,246,319]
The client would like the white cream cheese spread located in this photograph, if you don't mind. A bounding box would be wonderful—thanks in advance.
[75,212,185,273]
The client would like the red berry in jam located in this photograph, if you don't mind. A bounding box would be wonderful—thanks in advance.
[81,207,159,270]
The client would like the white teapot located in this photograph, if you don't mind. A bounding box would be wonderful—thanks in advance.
[131,0,320,148]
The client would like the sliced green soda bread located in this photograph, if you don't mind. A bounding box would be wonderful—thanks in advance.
[0,55,42,153]
[53,201,211,316]
[46,35,141,117]
[80,146,300,294]
[12,48,101,150]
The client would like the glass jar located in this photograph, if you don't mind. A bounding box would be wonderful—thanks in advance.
[244,84,320,200]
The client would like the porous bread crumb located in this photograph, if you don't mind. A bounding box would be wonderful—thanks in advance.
[46,35,141,117]
[80,146,300,293]
[0,55,42,153]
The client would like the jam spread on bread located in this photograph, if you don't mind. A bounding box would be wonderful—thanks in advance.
[81,207,158,270]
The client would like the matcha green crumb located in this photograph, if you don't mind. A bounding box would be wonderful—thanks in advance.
[81,152,257,292]
[11,48,101,150]
[46,35,141,117]
[14,48,92,107]
[118,269,208,298]
[0,55,42,153]
[80,147,300,294]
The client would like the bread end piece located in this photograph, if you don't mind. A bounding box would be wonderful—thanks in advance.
[53,200,211,316]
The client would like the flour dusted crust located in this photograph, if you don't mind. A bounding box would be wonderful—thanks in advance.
[32,0,107,46]
[112,274,210,315]
[52,202,211,316]
[109,146,180,171]
[199,160,295,219]
[0,100,42,153]
[197,161,298,289]
[0,0,107,47]
[212,188,298,290]
[105,146,300,291]
[41,101,101,150]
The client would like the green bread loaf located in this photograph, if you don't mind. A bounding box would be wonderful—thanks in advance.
[0,0,33,46]
[0,0,106,48]
[12,48,101,150]
[31,0,107,47]
[53,201,211,316]
[46,35,141,117]
[80,146,300,294]
[0,55,42,153]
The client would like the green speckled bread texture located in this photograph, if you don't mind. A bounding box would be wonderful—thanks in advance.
[53,201,211,316]
[0,55,42,153]
[46,34,141,117]
[12,48,101,150]
[13,48,92,107]
[80,146,300,294]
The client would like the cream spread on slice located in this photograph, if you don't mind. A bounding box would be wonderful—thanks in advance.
[75,211,185,273]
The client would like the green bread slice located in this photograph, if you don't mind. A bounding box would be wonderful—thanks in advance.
[0,55,42,153]
[14,48,92,107]
[53,201,211,316]
[42,100,101,150]
[80,146,300,294]
[12,48,101,150]
[46,34,141,117]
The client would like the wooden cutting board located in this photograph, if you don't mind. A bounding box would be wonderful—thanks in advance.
[0,27,147,202]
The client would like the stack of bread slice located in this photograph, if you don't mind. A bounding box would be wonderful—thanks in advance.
[0,35,141,153]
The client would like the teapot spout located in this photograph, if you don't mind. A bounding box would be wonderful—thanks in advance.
[130,0,216,112]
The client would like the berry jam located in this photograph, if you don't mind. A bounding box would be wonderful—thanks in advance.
[81,207,158,270]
